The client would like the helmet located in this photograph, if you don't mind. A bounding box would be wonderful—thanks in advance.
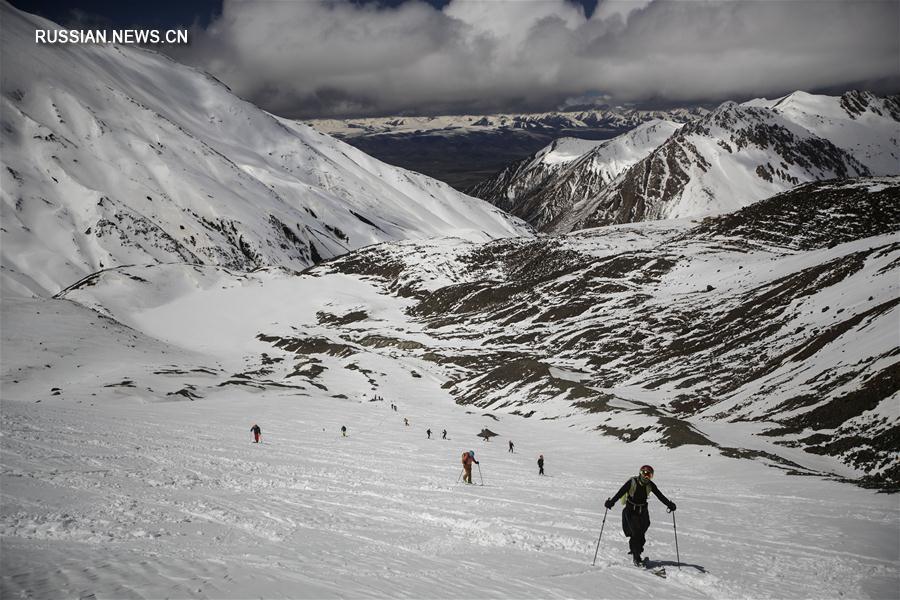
[639,465,654,479]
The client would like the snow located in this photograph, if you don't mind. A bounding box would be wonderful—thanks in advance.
[542,93,899,233]
[754,91,900,175]
[1,3,898,598]
[656,95,900,220]
[534,138,607,166]
[3,238,898,597]
[0,2,529,299]
[3,352,898,599]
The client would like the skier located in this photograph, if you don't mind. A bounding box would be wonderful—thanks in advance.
[537,454,544,475]
[250,424,261,443]
[508,440,515,453]
[604,465,676,567]
[442,429,447,440]
[426,428,432,439]
[404,417,410,426]
[341,425,347,437]
[461,450,479,484]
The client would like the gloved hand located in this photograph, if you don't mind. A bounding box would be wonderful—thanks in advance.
[667,502,677,512]
[604,498,614,510]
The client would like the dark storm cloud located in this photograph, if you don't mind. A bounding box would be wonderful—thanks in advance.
[168,0,900,118]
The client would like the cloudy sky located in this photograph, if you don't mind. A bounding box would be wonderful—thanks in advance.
[16,0,900,119]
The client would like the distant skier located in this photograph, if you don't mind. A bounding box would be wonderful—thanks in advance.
[461,450,479,484]
[341,425,347,437]
[508,440,515,453]
[604,465,676,567]
[426,428,432,439]
[537,454,544,475]
[442,429,447,440]
[404,417,410,426]
[250,424,261,444]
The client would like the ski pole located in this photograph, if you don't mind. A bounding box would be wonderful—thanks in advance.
[670,509,681,570]
[592,504,609,566]
[456,468,464,484]
[477,463,484,486]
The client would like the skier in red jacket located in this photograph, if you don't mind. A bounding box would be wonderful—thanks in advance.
[461,450,479,484]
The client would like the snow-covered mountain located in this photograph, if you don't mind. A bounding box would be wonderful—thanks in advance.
[470,91,900,232]
[302,178,900,490]
[468,120,682,230]
[54,177,900,490]
[2,173,897,597]
[2,5,898,598]
[546,91,900,232]
[0,3,529,298]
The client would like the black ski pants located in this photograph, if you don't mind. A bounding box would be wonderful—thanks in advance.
[622,506,651,557]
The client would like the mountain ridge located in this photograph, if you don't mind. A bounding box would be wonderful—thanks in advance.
[468,91,900,232]
[468,120,683,230]
[0,2,529,298]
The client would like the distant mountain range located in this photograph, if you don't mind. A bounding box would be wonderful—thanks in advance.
[308,107,707,190]
[470,91,900,232]
[310,107,708,138]
[0,3,528,298]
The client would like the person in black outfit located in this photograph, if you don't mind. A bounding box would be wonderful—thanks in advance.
[442,429,447,440]
[508,440,515,453]
[604,465,676,566]
[537,454,544,475]
[426,429,432,439]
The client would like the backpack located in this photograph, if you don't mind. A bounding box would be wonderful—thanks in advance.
[621,476,652,505]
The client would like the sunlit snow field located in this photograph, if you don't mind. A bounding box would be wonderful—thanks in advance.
[1,295,897,599]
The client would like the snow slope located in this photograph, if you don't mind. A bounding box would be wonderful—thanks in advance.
[2,263,898,599]
[0,2,529,298]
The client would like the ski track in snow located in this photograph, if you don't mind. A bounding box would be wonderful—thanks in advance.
[2,389,897,599]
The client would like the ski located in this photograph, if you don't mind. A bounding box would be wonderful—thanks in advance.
[639,558,666,578]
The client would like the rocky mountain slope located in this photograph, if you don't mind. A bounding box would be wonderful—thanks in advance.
[0,3,529,298]
[468,120,682,230]
[59,178,900,490]
[470,91,900,232]
[314,178,900,489]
